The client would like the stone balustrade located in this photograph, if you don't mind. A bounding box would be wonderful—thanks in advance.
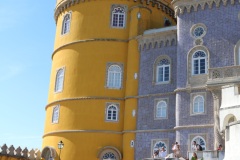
[207,65,240,86]
[0,144,41,160]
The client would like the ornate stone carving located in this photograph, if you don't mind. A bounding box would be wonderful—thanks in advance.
[207,65,240,86]
[172,0,240,16]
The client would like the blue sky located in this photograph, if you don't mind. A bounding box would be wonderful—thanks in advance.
[0,1,56,149]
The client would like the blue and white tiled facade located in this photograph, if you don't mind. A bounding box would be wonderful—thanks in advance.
[136,1,240,159]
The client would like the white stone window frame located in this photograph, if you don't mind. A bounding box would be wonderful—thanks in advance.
[154,98,168,120]
[52,105,60,124]
[105,63,124,89]
[190,23,207,39]
[54,66,65,93]
[190,92,206,116]
[61,11,72,35]
[105,102,120,122]
[189,134,207,151]
[110,4,127,29]
[192,50,207,75]
[187,46,210,87]
[153,55,171,85]
[151,139,169,156]
[234,40,240,65]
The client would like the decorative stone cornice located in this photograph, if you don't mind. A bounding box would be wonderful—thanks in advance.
[172,0,240,16]
[45,96,125,109]
[54,0,175,21]
[174,124,214,130]
[43,130,123,138]
[137,26,177,51]
[52,38,128,59]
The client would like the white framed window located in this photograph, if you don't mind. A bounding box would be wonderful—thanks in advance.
[234,40,240,65]
[111,5,126,28]
[61,12,71,35]
[154,98,168,119]
[190,92,206,115]
[52,105,60,124]
[153,56,171,85]
[107,65,122,89]
[156,101,167,118]
[193,95,204,114]
[156,59,170,83]
[106,103,119,122]
[192,50,207,75]
[55,68,65,93]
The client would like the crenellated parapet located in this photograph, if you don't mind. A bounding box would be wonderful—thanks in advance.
[172,0,240,16]
[0,144,41,160]
[54,0,175,21]
[137,26,177,51]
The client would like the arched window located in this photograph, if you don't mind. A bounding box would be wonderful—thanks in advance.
[102,152,117,160]
[156,101,167,118]
[193,95,204,114]
[62,13,71,35]
[52,105,60,124]
[192,51,207,75]
[55,68,64,92]
[111,6,125,28]
[153,141,167,154]
[107,65,122,89]
[191,136,206,150]
[106,105,118,121]
[156,59,170,83]
[238,46,240,65]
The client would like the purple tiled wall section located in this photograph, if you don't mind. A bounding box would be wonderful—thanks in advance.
[139,45,177,95]
[135,132,176,160]
[177,4,240,88]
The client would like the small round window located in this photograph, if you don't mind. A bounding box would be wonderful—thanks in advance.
[191,24,207,39]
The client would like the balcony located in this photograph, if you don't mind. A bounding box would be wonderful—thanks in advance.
[207,65,240,87]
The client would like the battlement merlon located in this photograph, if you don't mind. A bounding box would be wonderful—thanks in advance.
[172,0,240,16]
[53,0,175,22]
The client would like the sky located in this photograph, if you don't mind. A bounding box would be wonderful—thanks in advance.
[0,0,56,150]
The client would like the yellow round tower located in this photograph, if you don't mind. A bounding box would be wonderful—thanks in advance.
[42,0,175,160]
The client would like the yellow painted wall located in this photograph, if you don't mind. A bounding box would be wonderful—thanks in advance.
[43,0,176,160]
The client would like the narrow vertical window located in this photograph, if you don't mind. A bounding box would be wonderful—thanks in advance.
[192,51,206,75]
[55,68,64,92]
[62,13,71,35]
[193,96,204,114]
[156,101,167,118]
[156,59,170,83]
[106,105,118,121]
[107,65,122,89]
[52,105,60,124]
[238,46,240,65]
[111,6,126,28]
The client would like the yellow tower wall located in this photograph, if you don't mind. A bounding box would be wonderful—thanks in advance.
[43,0,176,160]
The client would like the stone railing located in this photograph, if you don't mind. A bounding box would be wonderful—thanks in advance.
[0,144,41,160]
[207,65,240,86]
